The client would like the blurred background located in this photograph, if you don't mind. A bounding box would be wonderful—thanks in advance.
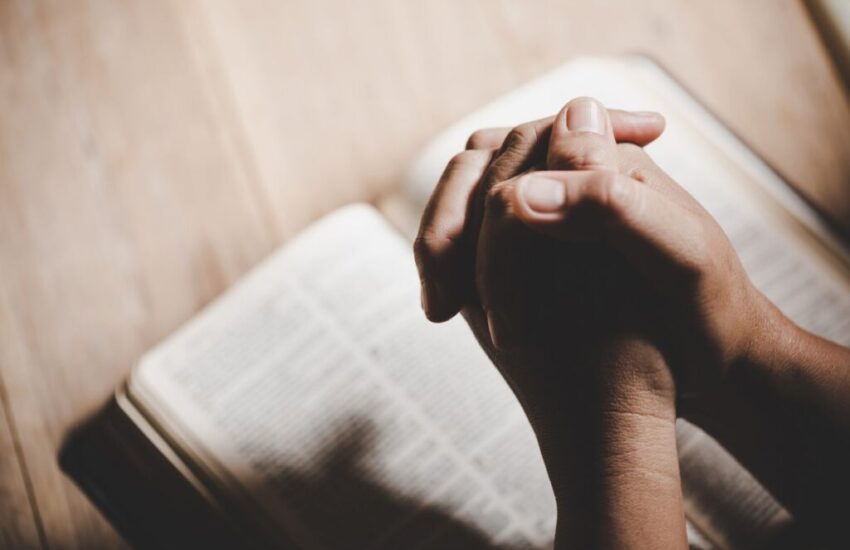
[1,1,849,548]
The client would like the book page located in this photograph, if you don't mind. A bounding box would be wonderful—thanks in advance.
[131,204,557,549]
[399,57,850,548]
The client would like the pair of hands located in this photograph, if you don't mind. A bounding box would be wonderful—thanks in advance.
[415,97,765,424]
[413,97,793,548]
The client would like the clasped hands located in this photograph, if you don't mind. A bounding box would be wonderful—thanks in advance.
[415,96,765,427]
[413,97,789,548]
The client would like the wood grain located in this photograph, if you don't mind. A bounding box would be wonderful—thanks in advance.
[0,0,847,547]
[0,320,42,549]
[0,0,273,547]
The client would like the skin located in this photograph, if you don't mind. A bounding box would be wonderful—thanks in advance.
[414,97,850,548]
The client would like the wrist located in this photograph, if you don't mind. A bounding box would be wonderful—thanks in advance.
[549,402,686,549]
[733,290,799,379]
[686,288,849,428]
[677,287,789,426]
[529,339,684,545]
[733,296,850,418]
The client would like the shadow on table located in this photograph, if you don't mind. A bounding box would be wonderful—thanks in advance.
[256,415,508,550]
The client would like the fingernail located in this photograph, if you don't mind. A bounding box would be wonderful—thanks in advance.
[420,281,430,316]
[519,176,565,213]
[567,98,605,134]
[486,310,501,350]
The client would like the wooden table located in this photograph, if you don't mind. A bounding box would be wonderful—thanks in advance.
[1,1,848,547]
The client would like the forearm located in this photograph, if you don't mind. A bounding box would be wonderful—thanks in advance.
[689,296,850,540]
[526,342,688,549]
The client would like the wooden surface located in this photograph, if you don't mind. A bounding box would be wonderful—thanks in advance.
[1,1,848,547]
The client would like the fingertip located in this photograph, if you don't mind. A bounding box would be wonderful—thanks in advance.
[609,110,666,145]
[423,289,461,323]
[419,270,462,323]
[650,111,666,132]
[634,111,666,142]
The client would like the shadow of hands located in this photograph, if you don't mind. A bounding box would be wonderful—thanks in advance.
[261,416,511,550]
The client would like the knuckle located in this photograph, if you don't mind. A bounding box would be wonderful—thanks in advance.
[465,130,491,150]
[596,170,621,204]
[487,122,545,180]
[412,235,432,264]
[602,173,632,213]
[445,150,475,172]
[577,147,609,169]
[484,181,514,213]
[575,172,632,224]
[503,123,538,150]
[413,232,449,266]
[444,149,491,175]
[550,139,610,169]
[584,171,617,207]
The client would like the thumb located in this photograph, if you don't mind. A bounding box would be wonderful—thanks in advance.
[509,170,707,286]
[548,97,619,170]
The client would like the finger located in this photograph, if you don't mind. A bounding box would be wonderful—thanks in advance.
[485,116,556,183]
[547,97,619,170]
[472,105,665,194]
[509,171,709,287]
[465,110,664,153]
[466,116,556,263]
[609,109,666,146]
[476,181,530,351]
[466,128,511,150]
[414,148,495,322]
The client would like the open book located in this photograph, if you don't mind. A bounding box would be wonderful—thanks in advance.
[61,57,850,549]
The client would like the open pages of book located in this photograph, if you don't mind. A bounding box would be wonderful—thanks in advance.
[398,56,850,548]
[131,204,558,549]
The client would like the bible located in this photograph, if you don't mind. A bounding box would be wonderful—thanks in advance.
[61,57,850,549]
